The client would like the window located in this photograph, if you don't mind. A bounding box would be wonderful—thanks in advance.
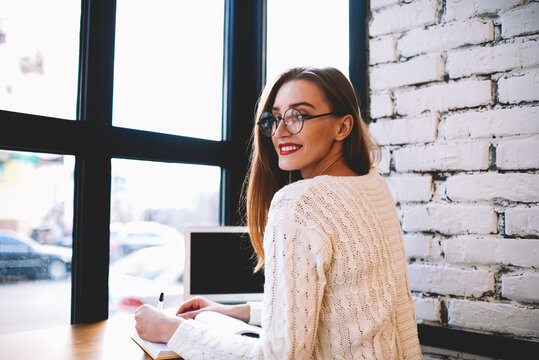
[0,0,80,119]
[0,150,74,334]
[109,160,220,313]
[0,0,363,330]
[266,0,349,82]
[113,1,225,140]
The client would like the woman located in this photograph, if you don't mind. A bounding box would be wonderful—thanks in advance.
[135,67,423,359]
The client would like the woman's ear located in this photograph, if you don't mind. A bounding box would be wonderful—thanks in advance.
[335,115,354,141]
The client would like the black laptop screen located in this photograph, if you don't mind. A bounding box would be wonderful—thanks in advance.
[189,232,265,294]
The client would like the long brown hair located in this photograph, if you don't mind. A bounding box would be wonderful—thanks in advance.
[243,67,379,271]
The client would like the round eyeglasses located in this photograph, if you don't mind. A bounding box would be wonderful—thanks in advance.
[257,108,338,137]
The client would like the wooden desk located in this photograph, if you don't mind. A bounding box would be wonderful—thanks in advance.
[0,313,152,360]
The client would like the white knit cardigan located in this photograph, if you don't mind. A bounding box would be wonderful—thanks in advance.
[168,168,423,359]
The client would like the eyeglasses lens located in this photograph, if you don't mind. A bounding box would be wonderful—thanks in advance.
[258,108,304,137]
[284,108,302,134]
[259,112,275,137]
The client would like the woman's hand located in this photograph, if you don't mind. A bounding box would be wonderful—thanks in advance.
[134,304,183,343]
[176,296,250,323]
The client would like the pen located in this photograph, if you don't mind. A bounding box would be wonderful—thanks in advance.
[157,292,164,311]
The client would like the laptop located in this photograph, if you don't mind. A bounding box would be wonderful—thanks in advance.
[183,226,264,304]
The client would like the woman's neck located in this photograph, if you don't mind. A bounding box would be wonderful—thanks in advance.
[301,149,357,178]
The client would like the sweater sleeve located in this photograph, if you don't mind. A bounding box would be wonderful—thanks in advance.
[166,189,331,359]
[260,210,331,359]
[247,301,263,326]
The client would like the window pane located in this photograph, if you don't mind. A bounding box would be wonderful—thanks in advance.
[266,0,349,82]
[0,150,74,335]
[109,160,220,313]
[0,0,80,119]
[112,1,225,140]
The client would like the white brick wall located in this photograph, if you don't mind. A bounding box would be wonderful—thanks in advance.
[369,91,393,119]
[443,236,539,267]
[413,296,441,322]
[369,115,438,145]
[370,54,444,91]
[498,67,539,104]
[369,0,539,341]
[496,134,539,170]
[370,0,438,37]
[445,172,539,202]
[369,35,397,65]
[474,0,522,14]
[386,174,433,202]
[438,106,539,140]
[501,2,539,38]
[402,204,497,234]
[505,207,539,236]
[408,264,494,297]
[394,79,493,116]
[448,299,539,337]
[446,40,539,78]
[370,0,399,11]
[375,147,391,174]
[394,141,490,172]
[444,0,522,22]
[404,234,442,260]
[398,19,494,57]
[501,271,539,303]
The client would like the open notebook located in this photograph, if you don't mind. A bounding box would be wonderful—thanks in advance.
[183,226,264,303]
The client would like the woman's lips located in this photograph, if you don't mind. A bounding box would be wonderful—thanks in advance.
[279,143,302,155]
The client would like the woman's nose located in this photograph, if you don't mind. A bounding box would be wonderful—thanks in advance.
[274,118,289,137]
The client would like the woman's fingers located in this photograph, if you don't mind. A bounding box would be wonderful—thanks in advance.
[177,309,201,320]
[176,296,211,315]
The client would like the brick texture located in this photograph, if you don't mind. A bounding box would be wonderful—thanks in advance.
[370,54,444,90]
[402,204,497,235]
[446,40,539,78]
[398,19,494,57]
[498,67,539,104]
[439,106,539,139]
[370,0,438,36]
[369,115,438,145]
[501,271,539,303]
[413,296,441,322]
[369,0,539,341]
[501,2,539,38]
[394,79,493,116]
[445,172,539,202]
[443,236,539,267]
[404,234,442,260]
[408,264,494,297]
[369,91,393,119]
[505,207,539,236]
[386,174,433,203]
[448,299,539,337]
[394,141,490,172]
[496,134,539,170]
[369,35,397,64]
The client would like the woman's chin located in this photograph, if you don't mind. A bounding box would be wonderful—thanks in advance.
[278,163,298,172]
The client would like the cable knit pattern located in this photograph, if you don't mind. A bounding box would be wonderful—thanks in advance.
[167,168,423,359]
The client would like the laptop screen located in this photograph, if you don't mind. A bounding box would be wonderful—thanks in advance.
[184,226,264,303]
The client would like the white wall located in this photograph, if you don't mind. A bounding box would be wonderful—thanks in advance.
[368,0,539,343]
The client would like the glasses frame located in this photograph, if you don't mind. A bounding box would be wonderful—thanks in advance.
[257,107,338,137]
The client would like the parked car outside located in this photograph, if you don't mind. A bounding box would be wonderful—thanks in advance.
[109,244,184,313]
[111,221,183,257]
[0,230,72,281]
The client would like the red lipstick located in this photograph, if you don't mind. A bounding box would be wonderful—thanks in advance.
[279,143,302,155]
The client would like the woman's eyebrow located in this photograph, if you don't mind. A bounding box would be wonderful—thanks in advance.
[272,101,315,111]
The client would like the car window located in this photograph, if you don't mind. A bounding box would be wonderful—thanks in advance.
[0,236,32,253]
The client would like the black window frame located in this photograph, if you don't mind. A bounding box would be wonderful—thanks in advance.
[0,0,266,323]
